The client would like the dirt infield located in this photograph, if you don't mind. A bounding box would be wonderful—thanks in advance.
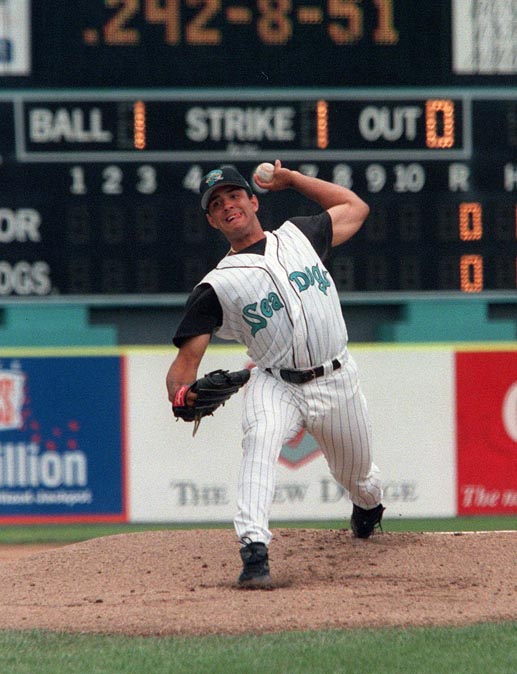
[0,528,515,636]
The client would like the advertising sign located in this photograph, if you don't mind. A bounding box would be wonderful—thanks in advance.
[456,351,517,514]
[5,344,513,524]
[128,346,456,523]
[0,355,126,523]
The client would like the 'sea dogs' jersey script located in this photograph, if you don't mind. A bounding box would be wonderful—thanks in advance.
[201,221,348,369]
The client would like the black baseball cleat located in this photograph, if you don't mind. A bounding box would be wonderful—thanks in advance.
[351,503,385,539]
[238,541,272,588]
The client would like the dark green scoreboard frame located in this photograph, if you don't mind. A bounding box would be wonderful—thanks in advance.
[1,1,516,296]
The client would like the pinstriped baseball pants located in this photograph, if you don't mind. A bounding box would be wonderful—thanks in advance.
[234,354,383,545]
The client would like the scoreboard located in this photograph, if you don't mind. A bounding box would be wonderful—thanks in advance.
[1,0,517,297]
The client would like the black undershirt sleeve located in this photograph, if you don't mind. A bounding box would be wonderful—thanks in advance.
[289,212,333,261]
[173,283,222,347]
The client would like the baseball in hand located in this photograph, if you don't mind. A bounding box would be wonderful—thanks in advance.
[255,162,275,182]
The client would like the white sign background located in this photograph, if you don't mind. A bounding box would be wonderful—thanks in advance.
[126,345,456,525]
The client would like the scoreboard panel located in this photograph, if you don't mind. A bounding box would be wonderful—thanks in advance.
[0,90,516,296]
[2,1,517,89]
[1,1,517,297]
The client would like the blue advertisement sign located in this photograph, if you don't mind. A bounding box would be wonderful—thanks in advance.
[0,356,126,522]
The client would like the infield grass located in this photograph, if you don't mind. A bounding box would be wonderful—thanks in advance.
[0,515,515,545]
[0,622,515,674]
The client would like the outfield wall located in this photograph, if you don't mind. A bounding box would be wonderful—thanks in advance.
[0,344,516,524]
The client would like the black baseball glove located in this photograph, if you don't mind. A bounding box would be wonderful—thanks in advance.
[173,368,250,433]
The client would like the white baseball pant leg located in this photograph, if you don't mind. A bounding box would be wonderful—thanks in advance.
[304,354,383,509]
[234,367,304,546]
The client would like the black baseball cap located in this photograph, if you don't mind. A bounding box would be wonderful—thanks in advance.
[199,166,253,210]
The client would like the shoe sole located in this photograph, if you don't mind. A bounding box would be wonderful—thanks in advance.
[237,574,273,589]
[352,530,370,538]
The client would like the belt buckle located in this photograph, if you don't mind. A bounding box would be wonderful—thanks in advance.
[280,367,318,384]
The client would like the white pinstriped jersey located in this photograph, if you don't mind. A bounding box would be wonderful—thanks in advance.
[200,220,348,370]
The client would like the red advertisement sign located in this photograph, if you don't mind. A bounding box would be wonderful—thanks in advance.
[456,351,517,515]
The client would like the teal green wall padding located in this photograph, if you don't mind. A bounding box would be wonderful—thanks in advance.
[376,301,516,342]
[0,306,116,346]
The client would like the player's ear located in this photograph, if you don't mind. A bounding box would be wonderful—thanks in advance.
[205,212,219,230]
[250,194,259,212]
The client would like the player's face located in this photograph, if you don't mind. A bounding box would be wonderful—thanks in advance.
[206,186,260,243]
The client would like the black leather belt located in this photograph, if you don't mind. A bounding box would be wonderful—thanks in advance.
[266,358,341,384]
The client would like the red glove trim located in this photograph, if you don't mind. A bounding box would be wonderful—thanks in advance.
[173,385,189,407]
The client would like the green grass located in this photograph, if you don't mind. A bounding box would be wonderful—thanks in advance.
[1,623,515,674]
[0,515,515,545]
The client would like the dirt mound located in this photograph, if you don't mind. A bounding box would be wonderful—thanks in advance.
[0,528,515,636]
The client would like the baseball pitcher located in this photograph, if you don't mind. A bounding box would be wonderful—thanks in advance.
[166,161,384,588]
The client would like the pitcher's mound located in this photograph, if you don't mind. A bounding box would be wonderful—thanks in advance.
[0,528,515,636]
